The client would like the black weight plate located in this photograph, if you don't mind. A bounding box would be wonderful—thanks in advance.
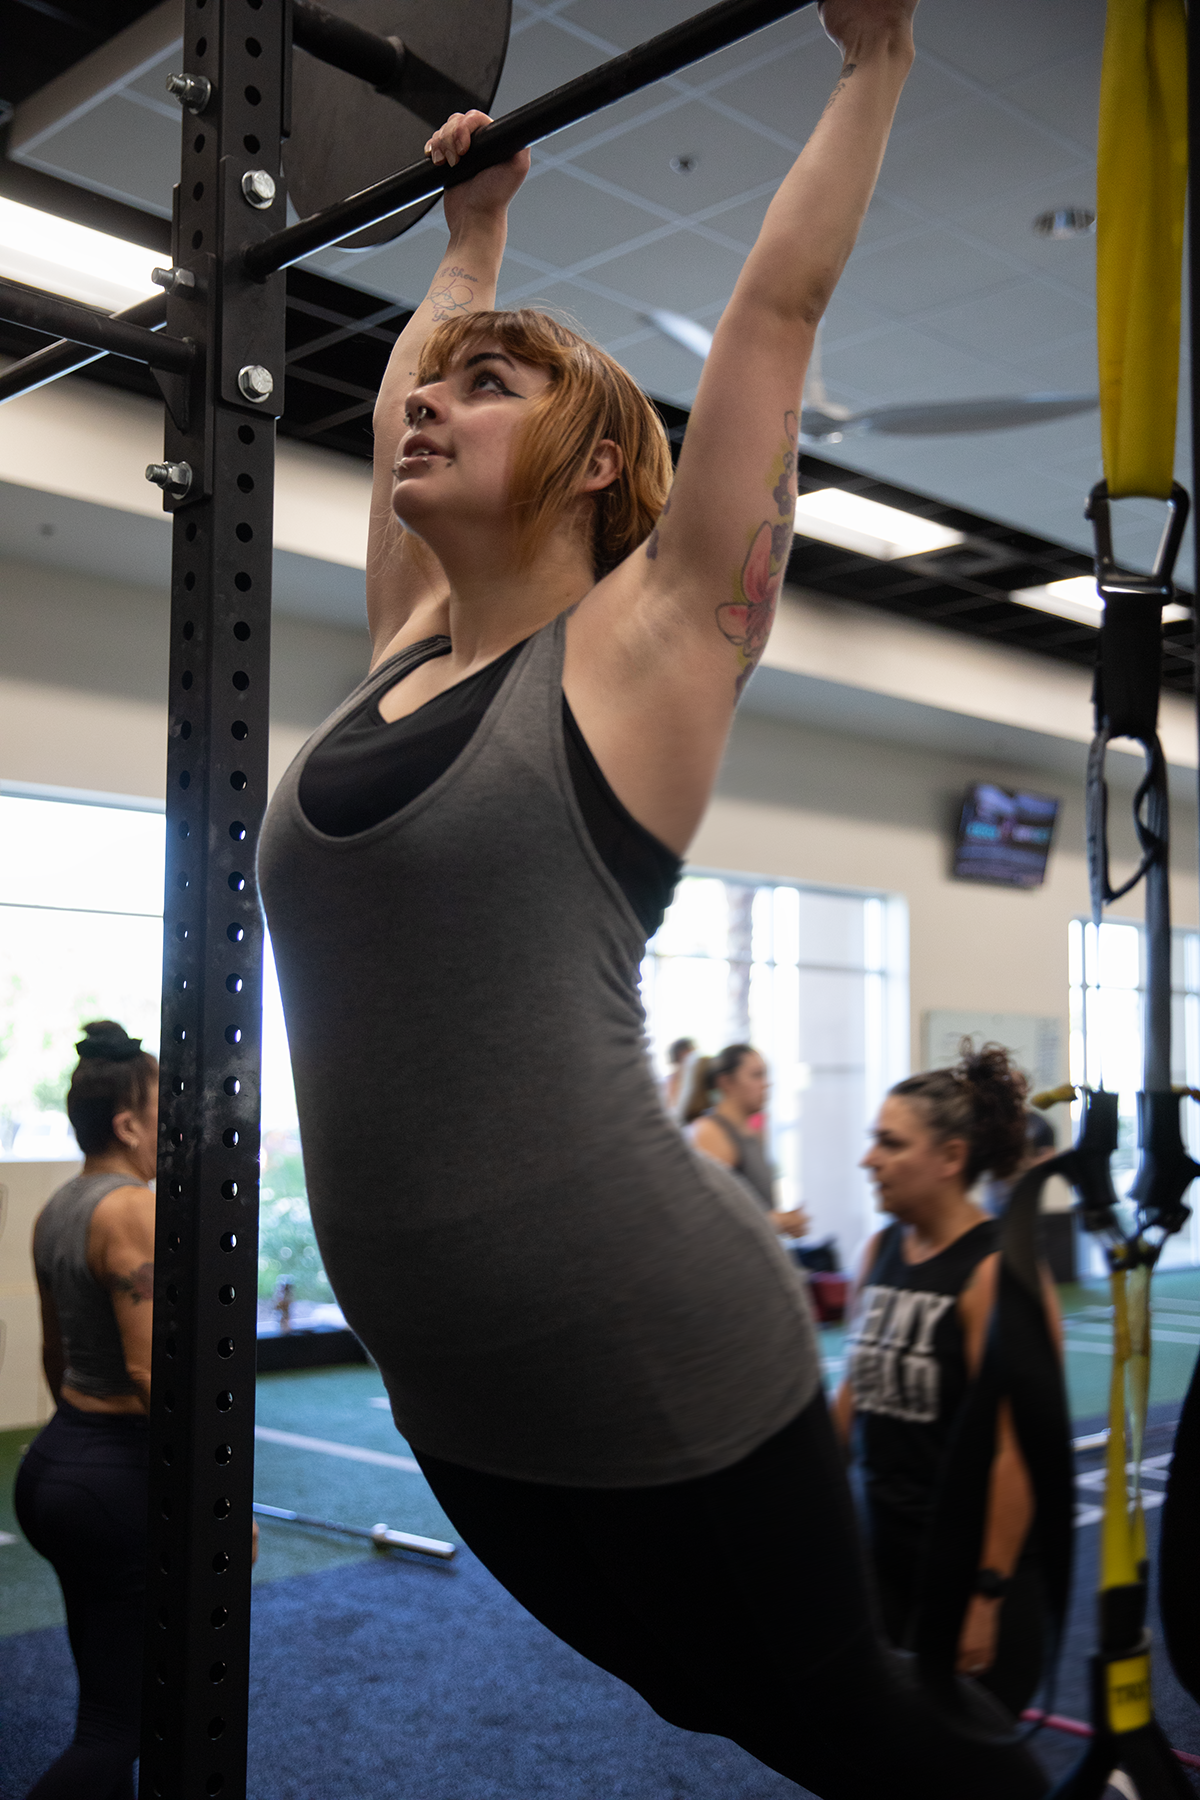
[284,0,512,251]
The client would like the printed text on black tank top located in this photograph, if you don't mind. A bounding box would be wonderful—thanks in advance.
[848,1285,956,1424]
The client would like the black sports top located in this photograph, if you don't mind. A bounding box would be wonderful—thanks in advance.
[845,1218,999,1524]
[298,636,681,936]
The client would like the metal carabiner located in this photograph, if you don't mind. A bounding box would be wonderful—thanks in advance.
[1085,479,1191,602]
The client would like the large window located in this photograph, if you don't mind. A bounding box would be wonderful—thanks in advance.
[0,788,318,1307]
[1069,917,1200,1269]
[641,873,908,1262]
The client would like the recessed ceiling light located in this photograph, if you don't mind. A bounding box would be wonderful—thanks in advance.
[1010,574,1190,626]
[793,488,966,560]
[0,198,160,312]
[1033,207,1095,238]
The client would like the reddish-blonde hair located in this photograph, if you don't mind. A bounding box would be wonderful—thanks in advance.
[416,310,673,575]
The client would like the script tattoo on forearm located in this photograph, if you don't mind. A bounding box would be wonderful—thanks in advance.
[428,266,480,321]
[110,1262,154,1304]
[716,411,797,697]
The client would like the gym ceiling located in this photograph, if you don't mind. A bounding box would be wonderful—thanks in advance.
[0,0,1193,689]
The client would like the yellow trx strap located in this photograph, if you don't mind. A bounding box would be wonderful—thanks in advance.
[1098,1252,1156,1737]
[1096,0,1188,499]
[1101,1256,1152,1602]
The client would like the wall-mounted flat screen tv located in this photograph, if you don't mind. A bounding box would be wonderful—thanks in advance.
[954,784,1059,889]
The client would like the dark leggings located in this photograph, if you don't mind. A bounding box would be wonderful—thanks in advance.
[13,1401,148,1800]
[867,1499,1046,1716]
[416,1392,1048,1799]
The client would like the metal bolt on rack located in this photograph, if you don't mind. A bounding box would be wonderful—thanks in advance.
[240,171,276,210]
[236,365,275,403]
[166,71,213,113]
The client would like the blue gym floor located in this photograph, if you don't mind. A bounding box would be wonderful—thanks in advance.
[3,1274,1200,1798]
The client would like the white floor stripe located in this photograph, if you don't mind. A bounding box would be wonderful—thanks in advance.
[253,1425,420,1473]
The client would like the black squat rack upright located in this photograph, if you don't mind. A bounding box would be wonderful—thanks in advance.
[0,1,816,1793]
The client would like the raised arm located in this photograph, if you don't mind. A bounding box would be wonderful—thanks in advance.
[367,115,530,666]
[567,1,916,849]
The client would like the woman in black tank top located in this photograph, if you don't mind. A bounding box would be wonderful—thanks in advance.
[837,1043,1061,1717]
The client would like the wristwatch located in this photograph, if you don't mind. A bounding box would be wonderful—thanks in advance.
[973,1567,1011,1600]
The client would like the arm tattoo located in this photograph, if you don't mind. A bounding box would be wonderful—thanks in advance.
[716,412,797,697]
[110,1262,154,1304]
[428,266,479,321]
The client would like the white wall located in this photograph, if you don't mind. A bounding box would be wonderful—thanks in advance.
[0,554,370,797]
[0,1162,78,1431]
[702,709,1200,1078]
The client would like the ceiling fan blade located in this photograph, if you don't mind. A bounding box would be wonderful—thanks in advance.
[851,393,1099,436]
[799,407,851,441]
[640,309,713,360]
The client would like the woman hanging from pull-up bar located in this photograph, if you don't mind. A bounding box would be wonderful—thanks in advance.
[260,5,1046,1793]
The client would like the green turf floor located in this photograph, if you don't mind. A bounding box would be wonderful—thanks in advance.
[4,1269,1198,1640]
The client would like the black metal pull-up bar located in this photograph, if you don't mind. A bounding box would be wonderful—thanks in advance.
[0,276,188,373]
[247,0,816,275]
[291,0,407,94]
[0,291,167,403]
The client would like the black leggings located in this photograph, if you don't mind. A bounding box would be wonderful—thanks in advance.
[868,1498,1046,1716]
[13,1401,148,1800]
[416,1392,1048,1800]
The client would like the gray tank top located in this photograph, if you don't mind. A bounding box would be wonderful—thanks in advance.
[258,612,819,1487]
[33,1172,147,1398]
[704,1112,776,1208]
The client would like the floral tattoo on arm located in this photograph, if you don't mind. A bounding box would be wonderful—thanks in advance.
[716,412,797,697]
[428,266,479,321]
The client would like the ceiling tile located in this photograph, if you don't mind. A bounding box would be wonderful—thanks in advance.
[570,99,793,214]
[954,189,1097,294]
[500,281,649,345]
[922,280,1094,362]
[588,227,746,311]
[22,95,178,216]
[126,49,181,107]
[556,0,700,52]
[533,80,681,159]
[323,226,449,308]
[615,334,703,403]
[505,167,663,266]
[1000,49,1102,156]
[840,229,1021,317]
[709,37,849,145]
[819,290,897,346]
[673,11,826,90]
[489,18,610,116]
[820,326,1019,408]
[1002,332,1098,391]
[912,0,1104,89]
[698,188,773,251]
[852,193,928,253]
[880,99,1090,219]
[890,53,980,130]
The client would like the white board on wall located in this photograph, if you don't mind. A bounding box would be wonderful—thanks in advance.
[923,1011,1063,1092]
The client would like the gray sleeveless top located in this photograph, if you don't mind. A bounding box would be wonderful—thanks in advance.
[33,1172,147,1398]
[703,1113,776,1208]
[258,612,819,1486]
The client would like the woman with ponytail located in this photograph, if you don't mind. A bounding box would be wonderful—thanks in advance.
[836,1041,1060,1717]
[14,1020,158,1800]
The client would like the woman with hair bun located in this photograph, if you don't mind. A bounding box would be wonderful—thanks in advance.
[836,1041,1060,1716]
[14,1022,158,1799]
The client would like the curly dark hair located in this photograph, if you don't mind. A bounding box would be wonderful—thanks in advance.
[890,1039,1028,1184]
